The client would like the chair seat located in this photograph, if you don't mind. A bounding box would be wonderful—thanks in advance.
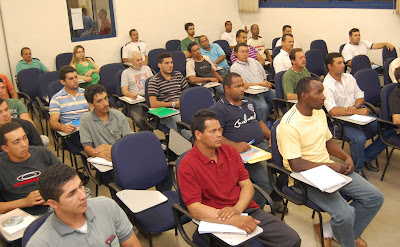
[134,191,190,233]
[387,134,400,147]
[282,186,324,211]
[64,138,84,155]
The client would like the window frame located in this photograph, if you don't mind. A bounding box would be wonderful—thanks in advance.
[259,0,395,9]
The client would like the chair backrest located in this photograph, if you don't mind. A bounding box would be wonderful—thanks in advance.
[310,39,328,59]
[271,118,283,167]
[17,68,42,98]
[354,68,381,106]
[166,39,181,52]
[111,132,168,190]
[55,53,73,71]
[169,51,187,76]
[99,63,125,94]
[175,151,189,209]
[274,71,286,99]
[148,48,167,74]
[48,80,64,100]
[351,55,371,75]
[272,46,282,59]
[213,40,231,58]
[382,47,397,64]
[383,57,395,85]
[272,37,280,49]
[180,87,215,124]
[305,49,325,76]
[380,83,397,121]
[144,77,152,106]
[114,69,125,97]
[38,71,59,98]
[169,129,192,156]
[22,212,52,247]
[339,44,346,55]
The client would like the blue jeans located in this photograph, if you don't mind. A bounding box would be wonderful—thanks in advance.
[248,89,276,124]
[304,172,383,247]
[217,67,230,77]
[160,113,181,131]
[342,119,395,170]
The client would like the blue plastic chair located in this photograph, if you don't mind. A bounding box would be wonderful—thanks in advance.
[272,71,287,118]
[99,63,125,108]
[310,39,328,59]
[55,53,73,70]
[213,39,232,63]
[168,51,187,76]
[272,37,280,49]
[22,213,52,247]
[382,47,397,65]
[48,80,64,100]
[354,68,381,107]
[339,44,346,55]
[38,71,60,98]
[306,49,326,77]
[272,46,282,59]
[351,55,371,75]
[109,132,190,247]
[383,57,395,85]
[148,48,167,74]
[166,39,181,52]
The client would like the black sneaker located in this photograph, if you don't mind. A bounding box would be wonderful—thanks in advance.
[364,162,379,172]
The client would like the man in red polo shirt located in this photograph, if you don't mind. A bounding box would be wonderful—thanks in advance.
[178,109,300,247]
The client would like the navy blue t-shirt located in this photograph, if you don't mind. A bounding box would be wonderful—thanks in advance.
[209,97,264,145]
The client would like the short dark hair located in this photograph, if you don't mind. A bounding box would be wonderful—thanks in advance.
[349,28,359,36]
[58,65,76,81]
[129,29,137,36]
[282,25,292,31]
[236,29,246,38]
[0,78,4,85]
[325,52,343,67]
[198,35,207,42]
[225,21,231,26]
[394,67,400,82]
[289,48,303,61]
[158,52,172,64]
[222,72,242,89]
[282,34,293,42]
[0,97,5,106]
[38,165,78,202]
[84,84,107,104]
[184,22,194,31]
[190,109,219,139]
[0,122,22,146]
[234,43,248,53]
[99,9,107,16]
[20,47,30,55]
[296,77,316,100]
[187,42,199,53]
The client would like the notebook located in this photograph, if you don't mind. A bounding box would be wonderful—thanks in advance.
[70,119,80,127]
[119,95,145,104]
[148,107,179,118]
[87,157,113,167]
[298,165,349,192]
[248,85,267,90]
[348,114,375,123]
[240,145,272,164]
[198,213,248,235]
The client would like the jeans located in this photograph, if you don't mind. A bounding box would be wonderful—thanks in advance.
[248,89,276,124]
[304,172,384,247]
[342,119,395,170]
[127,104,150,131]
[160,113,181,131]
[216,67,230,78]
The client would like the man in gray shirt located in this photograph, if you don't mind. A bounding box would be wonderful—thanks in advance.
[121,50,153,131]
[27,165,142,247]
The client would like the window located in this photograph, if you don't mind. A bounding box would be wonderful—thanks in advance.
[66,0,116,42]
[259,0,395,9]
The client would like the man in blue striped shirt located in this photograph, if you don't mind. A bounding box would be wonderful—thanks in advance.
[49,66,89,134]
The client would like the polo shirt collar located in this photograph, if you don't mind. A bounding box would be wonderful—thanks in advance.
[51,206,95,236]
[59,87,84,97]
[220,97,248,107]
[280,49,289,56]
[236,60,248,66]
[191,143,226,166]
[90,109,113,123]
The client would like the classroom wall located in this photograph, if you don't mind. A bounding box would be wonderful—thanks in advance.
[1,1,400,83]
[0,13,12,81]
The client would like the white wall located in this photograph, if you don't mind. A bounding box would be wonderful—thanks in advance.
[0,0,242,81]
[0,11,12,82]
[240,8,400,65]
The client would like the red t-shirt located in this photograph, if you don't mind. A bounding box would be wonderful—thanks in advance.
[0,74,14,98]
[178,143,259,209]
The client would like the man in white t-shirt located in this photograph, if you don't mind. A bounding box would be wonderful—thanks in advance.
[273,34,294,73]
[389,58,400,83]
[247,24,273,64]
[275,25,300,48]
[121,50,153,131]
[122,29,149,65]
[221,21,248,49]
[342,28,394,67]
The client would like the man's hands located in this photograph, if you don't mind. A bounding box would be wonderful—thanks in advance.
[233,142,251,153]
[328,159,354,175]
[94,144,112,161]
[129,93,138,100]
[216,207,240,221]
[210,78,219,82]
[61,124,78,133]
[260,80,273,89]
[25,190,46,207]
[386,43,395,51]
[230,215,260,234]
[345,106,369,116]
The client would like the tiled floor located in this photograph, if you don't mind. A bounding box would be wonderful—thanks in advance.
[3,116,400,246]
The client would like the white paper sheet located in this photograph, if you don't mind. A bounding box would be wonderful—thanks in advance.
[348,114,375,123]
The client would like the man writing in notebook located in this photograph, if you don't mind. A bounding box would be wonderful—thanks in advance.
[178,109,301,247]
[277,77,383,247]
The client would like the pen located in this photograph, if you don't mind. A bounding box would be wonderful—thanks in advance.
[248,139,255,145]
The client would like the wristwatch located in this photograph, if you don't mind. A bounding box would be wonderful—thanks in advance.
[171,102,176,108]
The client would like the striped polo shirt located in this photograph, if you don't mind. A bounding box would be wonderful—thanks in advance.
[230,45,258,64]
[49,87,89,124]
[147,71,189,103]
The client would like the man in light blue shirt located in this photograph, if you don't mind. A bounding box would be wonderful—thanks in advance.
[16,47,49,75]
[199,35,230,77]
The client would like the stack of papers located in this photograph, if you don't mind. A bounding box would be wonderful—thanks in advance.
[198,213,248,235]
[201,82,220,88]
[240,146,271,164]
[119,95,145,104]
[148,107,179,118]
[348,114,375,123]
[300,165,347,192]
[87,157,113,167]
[248,85,267,90]
[0,208,37,240]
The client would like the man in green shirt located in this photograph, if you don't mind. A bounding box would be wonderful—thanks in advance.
[181,22,199,58]
[16,47,49,75]
[282,48,311,100]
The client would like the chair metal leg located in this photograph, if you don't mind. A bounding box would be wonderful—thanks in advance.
[316,210,324,247]
[381,147,394,181]
[148,234,153,247]
[312,210,316,219]
[175,227,178,236]
[280,199,288,221]
[95,185,98,197]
